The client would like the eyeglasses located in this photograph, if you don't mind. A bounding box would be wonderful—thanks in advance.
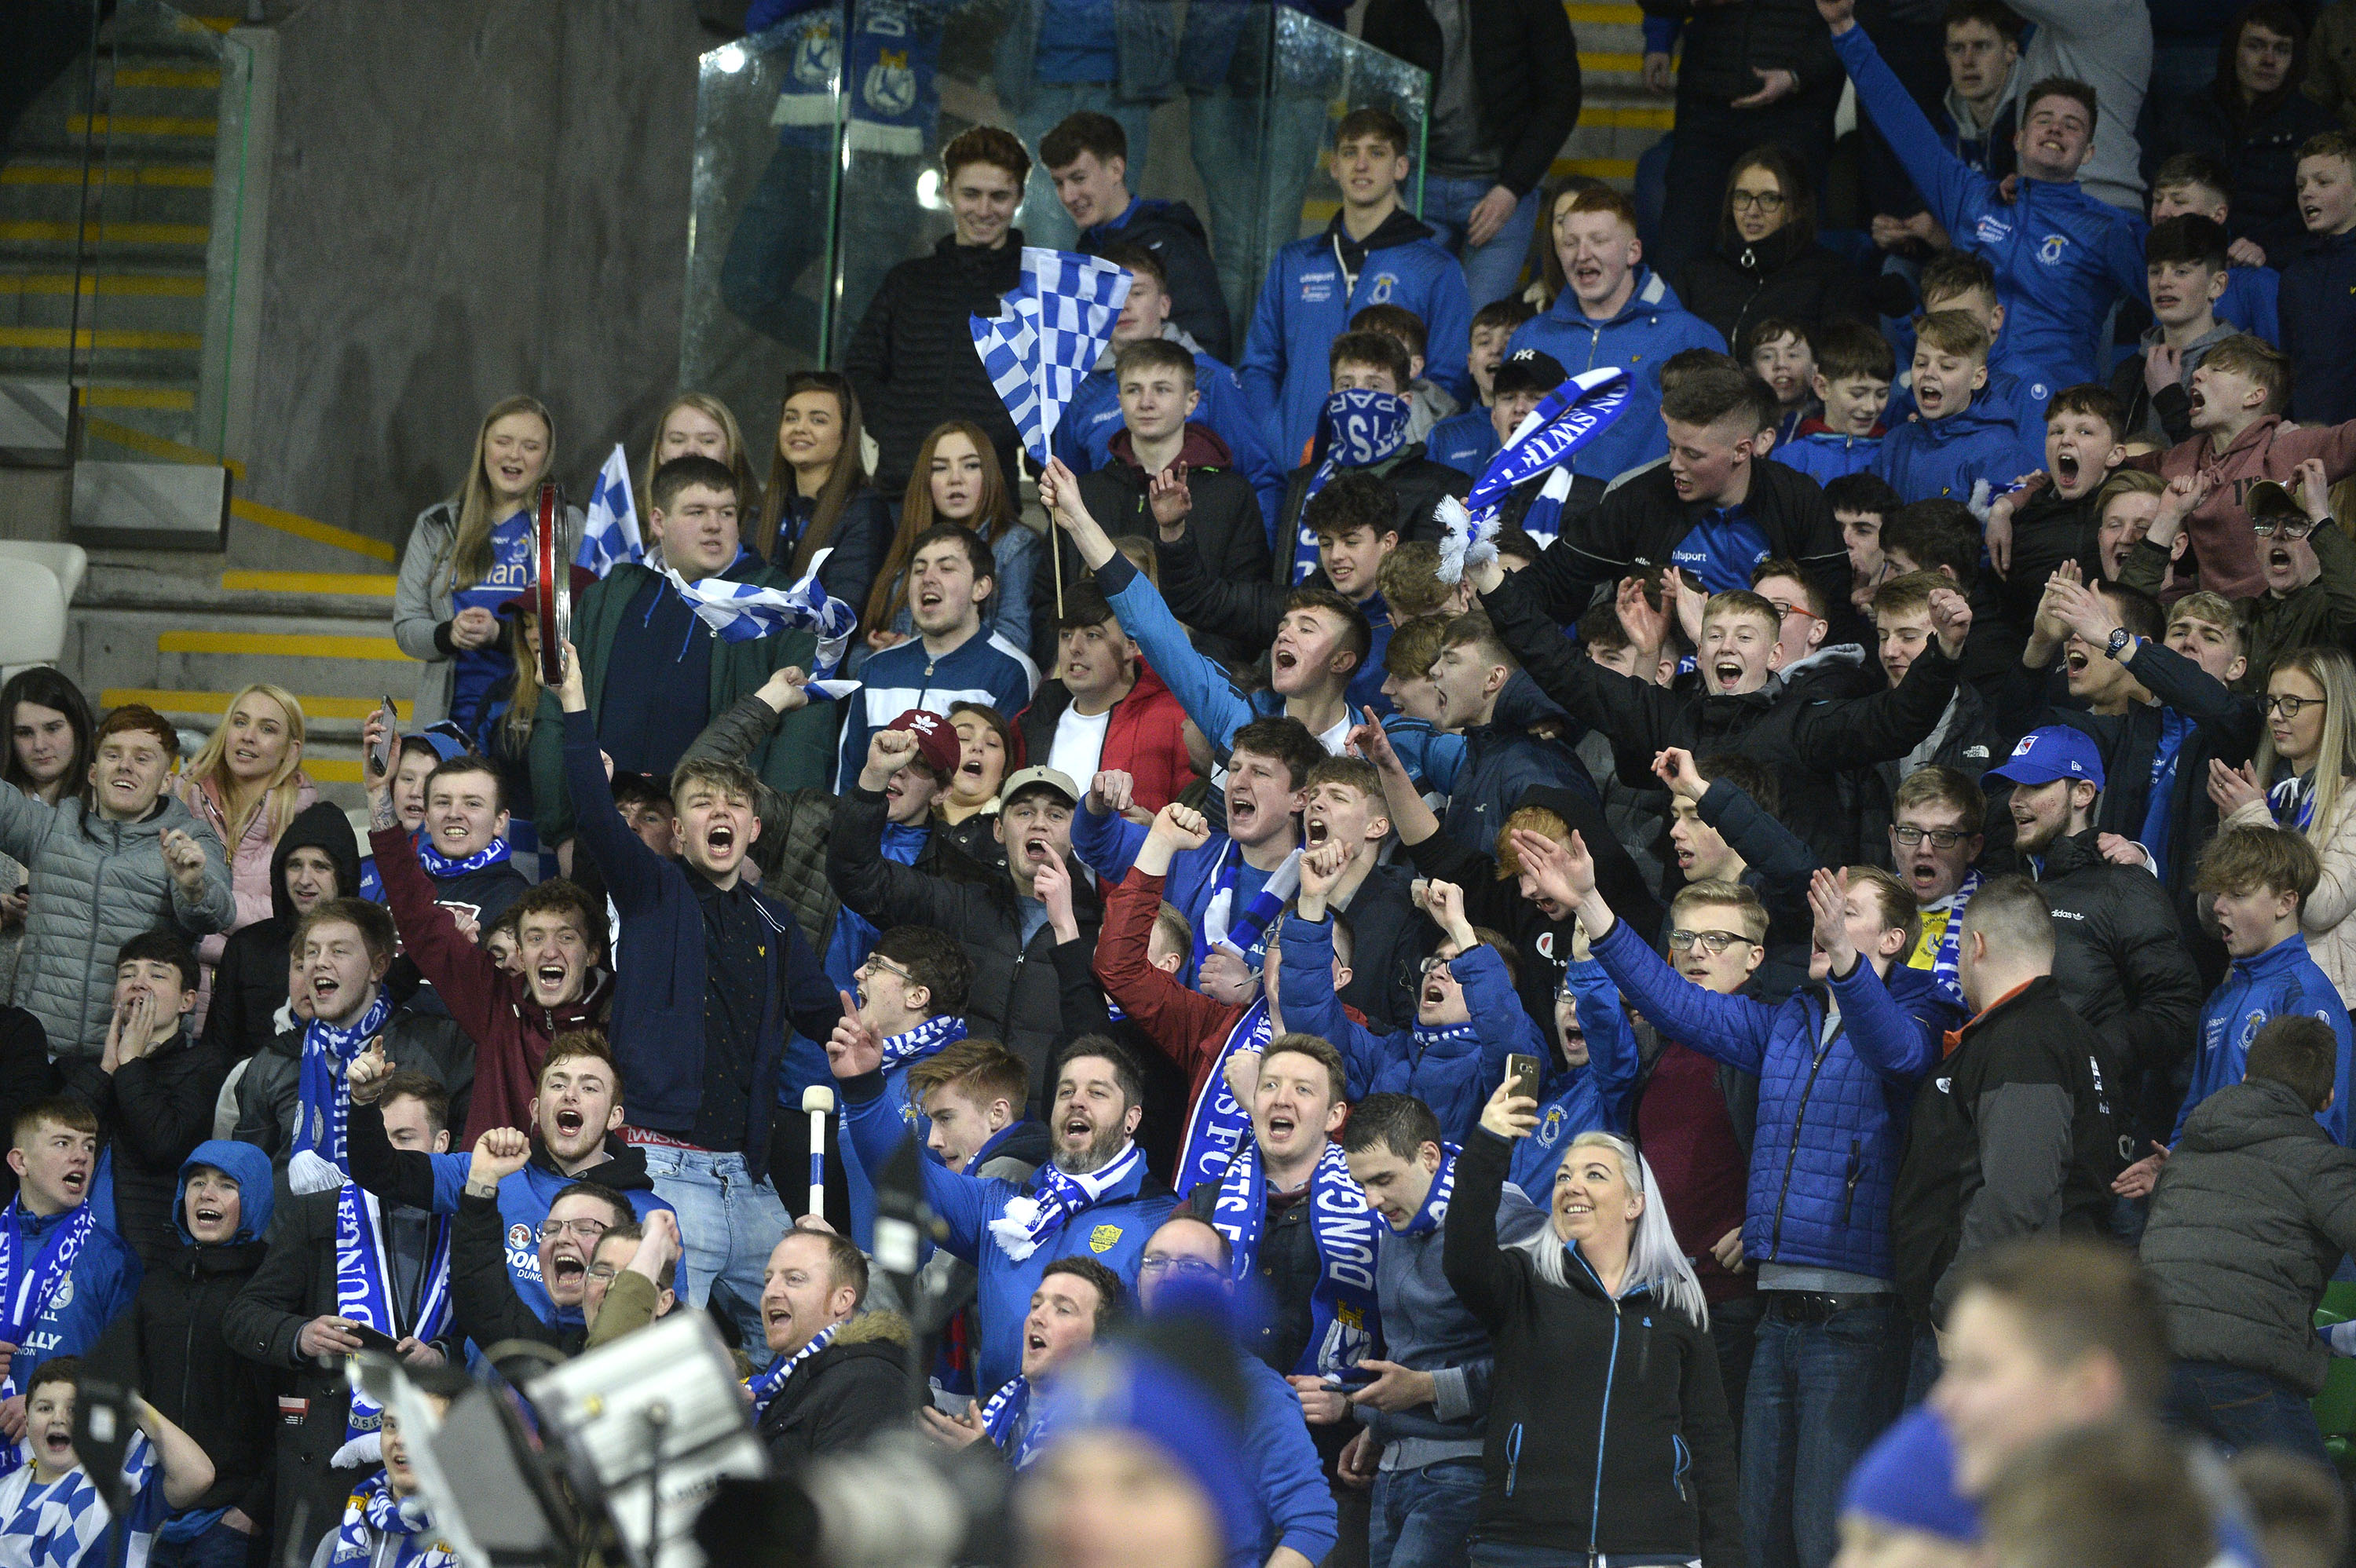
[586,1263,621,1284]
[1418,956,1457,979]
[2264,693,2324,718]
[1136,1255,1224,1281]
[1768,600,1821,624]
[2252,514,2318,539]
[1730,190,1787,212]
[1667,929,1754,956]
[538,1216,611,1242]
[1892,824,1971,850]
[858,955,916,987]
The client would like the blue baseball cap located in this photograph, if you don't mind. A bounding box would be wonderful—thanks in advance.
[1984,725,2105,790]
[1842,1407,1978,1543]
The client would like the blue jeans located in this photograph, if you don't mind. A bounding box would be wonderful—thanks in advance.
[150,1519,258,1568]
[1370,1457,1485,1568]
[640,1144,793,1365]
[2167,1361,2335,1468]
[1418,177,1541,311]
[1740,1295,1911,1568]
[1012,85,1156,253]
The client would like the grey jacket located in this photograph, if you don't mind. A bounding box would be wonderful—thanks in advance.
[233,1011,463,1165]
[2140,1077,2356,1395]
[0,787,233,1058]
[1365,1207,1494,1467]
[392,499,583,726]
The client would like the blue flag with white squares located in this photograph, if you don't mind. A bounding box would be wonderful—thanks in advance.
[574,442,642,578]
[971,247,1133,466]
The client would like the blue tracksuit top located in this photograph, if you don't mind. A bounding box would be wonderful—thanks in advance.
[840,1069,1173,1394]
[2174,932,2356,1146]
[1428,407,1499,478]
[1591,919,1955,1280]
[1049,347,1288,539]
[412,1153,674,1327]
[2218,265,2281,346]
[1278,912,1545,1146]
[8,1201,138,1376]
[1503,269,1727,483]
[836,624,1039,792]
[1774,431,1882,486]
[1235,1354,1342,1568]
[1873,400,2032,504]
[1509,958,1637,1197]
[1242,218,1474,465]
[1835,25,2147,389]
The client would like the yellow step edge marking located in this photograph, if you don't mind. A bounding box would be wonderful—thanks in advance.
[1564,2,1644,21]
[197,16,237,31]
[100,689,413,723]
[307,759,365,784]
[0,165,213,188]
[1579,52,1648,71]
[1583,106,1674,130]
[229,499,395,563]
[1552,156,1639,180]
[0,327,201,350]
[0,275,207,298]
[158,630,408,662]
[79,415,240,479]
[66,114,218,138]
[0,220,208,246]
[221,570,397,598]
[112,68,221,89]
[83,387,195,411]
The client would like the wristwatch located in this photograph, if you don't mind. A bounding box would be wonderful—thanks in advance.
[2104,627,2135,660]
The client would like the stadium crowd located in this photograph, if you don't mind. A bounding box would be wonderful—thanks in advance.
[14,0,2356,1565]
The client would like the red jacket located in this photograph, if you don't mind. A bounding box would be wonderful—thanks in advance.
[371,826,609,1144]
[1019,659,1194,817]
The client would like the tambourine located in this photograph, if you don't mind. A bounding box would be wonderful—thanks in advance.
[532,480,569,688]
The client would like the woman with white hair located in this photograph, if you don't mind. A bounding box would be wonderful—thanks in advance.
[1442,1077,1741,1568]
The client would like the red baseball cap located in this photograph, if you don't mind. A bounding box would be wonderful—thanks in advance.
[885,708,961,779]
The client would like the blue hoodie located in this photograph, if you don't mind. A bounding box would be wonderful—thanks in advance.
[2175,932,2356,1146]
[1774,429,1882,486]
[4,1200,139,1380]
[1509,959,1637,1197]
[1873,398,2032,504]
[174,1140,273,1248]
[1502,269,1727,484]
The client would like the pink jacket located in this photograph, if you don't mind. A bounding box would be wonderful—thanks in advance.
[2131,415,2356,599]
[174,770,319,971]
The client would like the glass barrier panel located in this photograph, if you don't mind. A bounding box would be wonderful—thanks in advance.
[0,0,108,466]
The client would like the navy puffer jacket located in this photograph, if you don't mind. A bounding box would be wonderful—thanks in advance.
[1590,919,1957,1279]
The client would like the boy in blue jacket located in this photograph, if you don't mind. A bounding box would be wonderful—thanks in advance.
[1820,0,2146,389]
[1524,821,1953,1568]
[1242,106,1472,465]
[2111,825,2356,1201]
[1775,320,1893,487]
[1278,852,1546,1146]
[0,1101,140,1455]
[1875,312,2030,504]
[1509,935,1635,1201]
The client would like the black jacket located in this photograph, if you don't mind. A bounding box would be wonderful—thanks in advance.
[2146,79,2339,261]
[344,1098,664,1220]
[0,1010,54,1208]
[1641,0,1842,104]
[1675,226,1868,351]
[759,1310,920,1464]
[205,801,360,1065]
[845,231,1027,492]
[1483,565,1958,871]
[234,1009,465,1167]
[767,486,896,631]
[2140,1077,2356,1396]
[1846,681,2007,872]
[1522,456,1851,635]
[452,1188,587,1357]
[1890,974,2117,1325]
[58,1029,226,1267]
[1273,448,1466,576]
[1078,200,1231,361]
[827,787,1105,1112]
[1183,1180,1330,1379]
[92,1236,274,1522]
[2029,827,2204,1150]
[1359,0,1583,198]
[1070,424,1271,668]
[1442,1129,1740,1566]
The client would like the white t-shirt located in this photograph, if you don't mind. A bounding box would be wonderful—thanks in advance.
[1049,705,1115,791]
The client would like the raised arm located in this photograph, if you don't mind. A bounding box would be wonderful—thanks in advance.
[1155,519,1286,646]
[1092,818,1235,1068]
[1820,2,1992,239]
[829,1019,999,1261]
[1788,591,1971,768]
[1440,1097,1535,1329]
[554,645,669,914]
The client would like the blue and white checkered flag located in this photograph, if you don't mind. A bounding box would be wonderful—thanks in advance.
[574,443,643,578]
[664,547,860,678]
[971,247,1133,466]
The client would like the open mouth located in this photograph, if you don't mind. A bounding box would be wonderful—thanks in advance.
[766,1306,792,1333]
[1560,1201,1593,1217]
[1421,980,1447,1007]
[1266,1110,1297,1140]
[2190,387,2209,415]
[1022,836,1055,865]
[1026,1328,1050,1352]
[1304,817,1329,845]
[313,976,342,1006]
[1675,845,1696,869]
[2065,648,2090,678]
[1908,861,1941,894]
[60,1170,83,1196]
[706,822,736,857]
[1574,263,1603,287]
[551,1255,585,1285]
[961,757,986,780]
[194,1204,223,1227]
[917,588,944,614]
[1062,1113,1093,1145]
[554,1108,585,1138]
[1227,794,1259,830]
[1273,647,1299,674]
[41,1432,70,1457]
[2012,806,2038,829]
[1712,658,1745,689]
[2270,546,2295,572]
[536,963,567,992]
[2056,451,2080,486]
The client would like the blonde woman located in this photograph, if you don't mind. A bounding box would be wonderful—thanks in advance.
[640,393,761,550]
[393,395,582,728]
[2215,645,2356,1006]
[175,684,315,1023]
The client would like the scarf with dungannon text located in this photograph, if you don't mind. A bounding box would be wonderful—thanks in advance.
[287,991,393,1197]
[1210,1139,1379,1377]
[330,1185,451,1468]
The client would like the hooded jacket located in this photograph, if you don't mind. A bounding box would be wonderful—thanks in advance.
[57,1014,227,1269]
[1050,329,1287,536]
[2109,319,2240,448]
[174,771,319,984]
[1077,198,1231,361]
[1242,208,1474,464]
[232,1003,464,1168]
[2173,933,2354,1147]
[2140,1077,2356,1396]
[1017,661,1194,822]
[1675,223,1868,351]
[1872,399,2032,506]
[1072,422,1270,669]
[1503,269,1727,485]
[2149,33,2338,261]
[206,802,361,1065]
[2126,415,2356,601]
[844,230,1026,492]
[1442,1128,1740,1565]
[90,1140,275,1522]
[756,1310,920,1465]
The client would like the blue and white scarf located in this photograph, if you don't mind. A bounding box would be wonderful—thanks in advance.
[1436,368,1633,583]
[1927,870,1981,1009]
[415,836,512,879]
[1396,1143,1460,1237]
[0,1202,96,1482]
[289,992,393,1197]
[2272,771,2319,833]
[330,1471,459,1568]
[0,1431,155,1568]
[1294,389,1410,583]
[331,1186,452,1468]
[987,1143,1144,1262]
[1210,1140,1380,1377]
[880,1013,968,1073]
[1176,999,1273,1196]
[979,1374,1051,1468]
[745,1321,841,1423]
